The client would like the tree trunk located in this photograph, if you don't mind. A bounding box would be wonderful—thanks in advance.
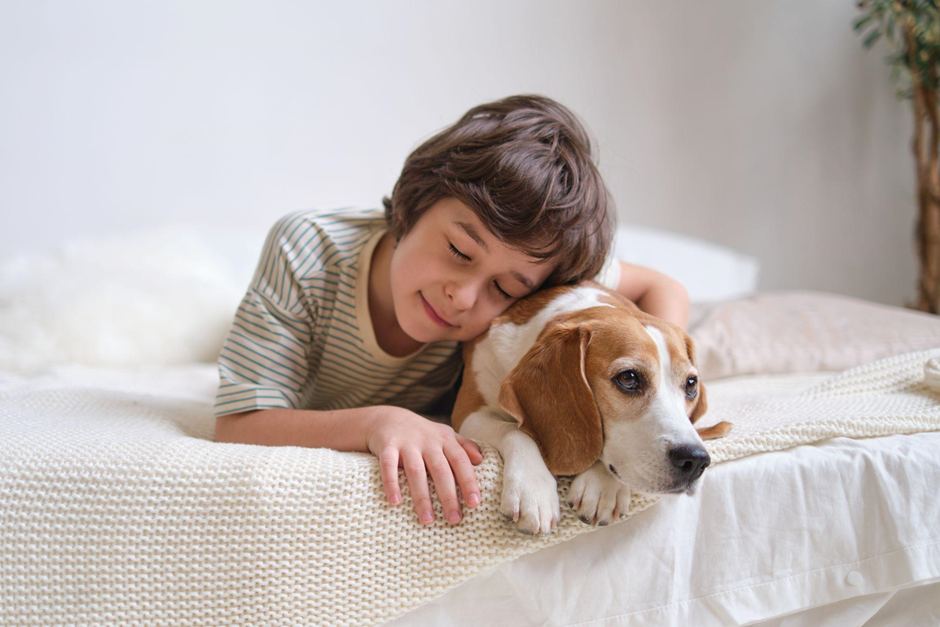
[906,19,940,314]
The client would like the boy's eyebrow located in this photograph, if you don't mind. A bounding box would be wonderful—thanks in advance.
[455,221,535,290]
[455,221,489,252]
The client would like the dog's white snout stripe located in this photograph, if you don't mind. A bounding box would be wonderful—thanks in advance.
[643,325,674,398]
[644,324,699,442]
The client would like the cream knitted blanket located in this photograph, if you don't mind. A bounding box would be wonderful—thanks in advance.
[2,348,940,626]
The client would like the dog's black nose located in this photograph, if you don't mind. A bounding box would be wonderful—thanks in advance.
[668,445,711,481]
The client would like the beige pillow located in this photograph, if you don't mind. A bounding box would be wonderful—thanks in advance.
[689,291,940,380]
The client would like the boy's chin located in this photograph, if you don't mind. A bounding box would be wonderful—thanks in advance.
[403,319,463,345]
[412,321,454,342]
[397,315,443,344]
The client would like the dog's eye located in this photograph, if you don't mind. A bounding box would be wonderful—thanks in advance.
[685,375,698,399]
[614,370,643,394]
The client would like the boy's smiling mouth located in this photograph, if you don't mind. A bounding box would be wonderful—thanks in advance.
[420,292,456,328]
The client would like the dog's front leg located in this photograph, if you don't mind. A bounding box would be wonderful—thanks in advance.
[459,407,559,535]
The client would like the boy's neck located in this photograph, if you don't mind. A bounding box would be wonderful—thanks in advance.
[368,231,426,357]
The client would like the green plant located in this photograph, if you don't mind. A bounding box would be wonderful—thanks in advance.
[856,0,940,313]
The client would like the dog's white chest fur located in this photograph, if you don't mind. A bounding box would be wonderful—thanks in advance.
[470,285,613,409]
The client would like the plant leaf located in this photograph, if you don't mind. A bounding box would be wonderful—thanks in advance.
[854,14,874,31]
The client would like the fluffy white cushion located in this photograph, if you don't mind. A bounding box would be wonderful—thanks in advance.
[0,227,246,372]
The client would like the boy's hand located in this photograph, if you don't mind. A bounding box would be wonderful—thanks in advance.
[366,406,483,526]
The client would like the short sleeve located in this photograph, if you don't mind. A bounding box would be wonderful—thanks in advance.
[591,251,622,291]
[213,216,318,418]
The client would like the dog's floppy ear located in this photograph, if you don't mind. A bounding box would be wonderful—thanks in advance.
[497,323,603,476]
[684,333,732,439]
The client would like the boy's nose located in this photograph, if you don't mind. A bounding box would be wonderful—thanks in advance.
[446,281,479,311]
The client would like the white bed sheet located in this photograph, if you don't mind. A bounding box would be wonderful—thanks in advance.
[2,366,938,626]
[391,373,940,626]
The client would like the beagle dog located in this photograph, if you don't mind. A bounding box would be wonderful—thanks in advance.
[451,281,732,535]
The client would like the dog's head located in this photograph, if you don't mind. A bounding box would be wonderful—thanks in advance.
[497,302,730,495]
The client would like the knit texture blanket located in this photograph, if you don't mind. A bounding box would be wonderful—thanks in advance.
[2,348,940,626]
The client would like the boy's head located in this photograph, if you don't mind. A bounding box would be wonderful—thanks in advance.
[381,94,615,343]
[383,94,614,289]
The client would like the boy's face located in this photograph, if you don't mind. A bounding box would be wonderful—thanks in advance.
[389,197,557,344]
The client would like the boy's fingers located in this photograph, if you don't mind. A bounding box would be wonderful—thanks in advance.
[401,449,434,525]
[379,447,401,505]
[425,450,462,525]
[444,443,482,509]
[456,436,483,465]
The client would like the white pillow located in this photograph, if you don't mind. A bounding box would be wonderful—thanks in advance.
[613,224,760,303]
[0,227,245,372]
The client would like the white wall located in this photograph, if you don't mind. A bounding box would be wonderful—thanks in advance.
[0,0,916,306]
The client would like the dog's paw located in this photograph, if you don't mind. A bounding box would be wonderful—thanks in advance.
[567,460,632,526]
[500,459,559,535]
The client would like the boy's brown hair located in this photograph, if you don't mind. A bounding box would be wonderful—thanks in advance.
[382,94,614,289]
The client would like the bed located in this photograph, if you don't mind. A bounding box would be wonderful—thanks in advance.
[1,224,939,626]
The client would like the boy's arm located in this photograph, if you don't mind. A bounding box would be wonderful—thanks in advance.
[216,406,384,452]
[214,214,319,421]
[613,260,690,330]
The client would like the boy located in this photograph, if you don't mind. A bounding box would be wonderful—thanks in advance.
[213,94,690,528]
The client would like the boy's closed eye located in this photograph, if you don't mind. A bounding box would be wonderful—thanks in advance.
[447,242,516,300]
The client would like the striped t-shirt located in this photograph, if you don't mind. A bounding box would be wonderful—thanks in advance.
[213,207,622,419]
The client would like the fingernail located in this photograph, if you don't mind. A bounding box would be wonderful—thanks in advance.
[468,493,480,506]
[447,511,461,524]
[420,510,434,523]
[390,494,400,505]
